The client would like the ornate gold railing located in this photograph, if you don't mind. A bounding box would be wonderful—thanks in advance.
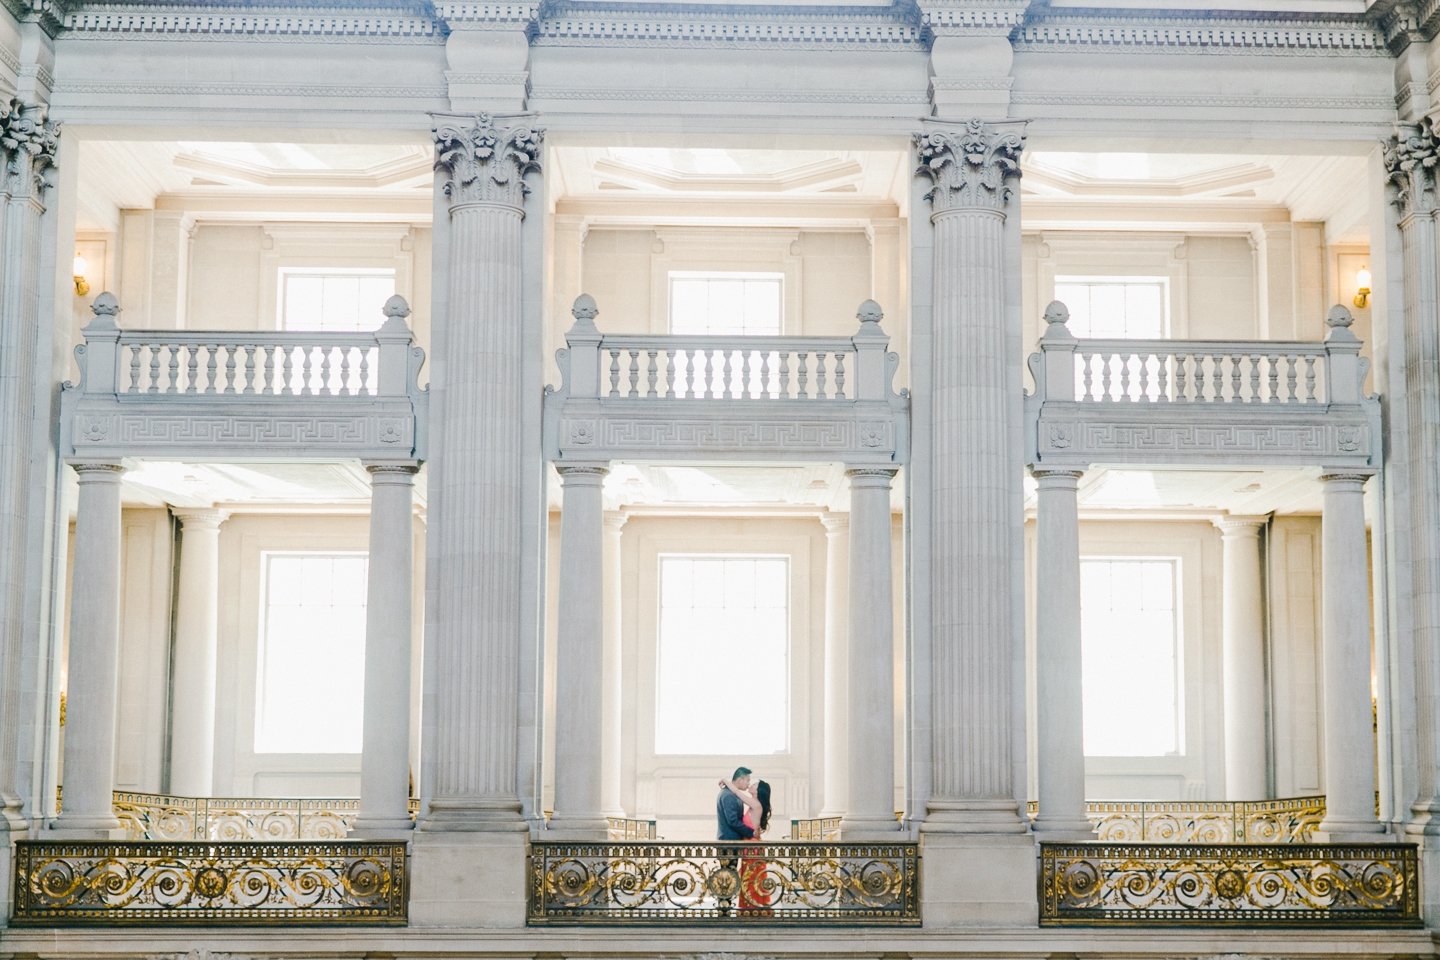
[790,817,841,841]
[1039,842,1418,926]
[528,841,919,924]
[606,817,657,840]
[1024,796,1325,843]
[108,792,421,841]
[12,840,407,924]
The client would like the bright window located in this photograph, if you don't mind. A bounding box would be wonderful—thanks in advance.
[669,272,783,336]
[255,553,368,754]
[280,269,395,332]
[655,556,789,755]
[1054,277,1167,338]
[1079,558,1181,757]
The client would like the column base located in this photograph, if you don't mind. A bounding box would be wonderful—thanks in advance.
[1315,816,1389,843]
[409,831,528,928]
[543,815,610,841]
[839,816,906,841]
[1030,816,1096,843]
[919,830,1038,928]
[418,797,528,833]
[349,816,416,841]
[47,818,125,841]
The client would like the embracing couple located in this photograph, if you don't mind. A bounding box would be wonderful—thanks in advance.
[716,766,770,840]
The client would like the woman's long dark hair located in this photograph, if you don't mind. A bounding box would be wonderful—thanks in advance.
[756,780,772,832]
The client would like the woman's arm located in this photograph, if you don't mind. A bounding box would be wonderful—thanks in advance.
[725,780,764,820]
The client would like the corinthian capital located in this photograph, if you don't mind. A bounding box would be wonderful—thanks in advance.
[914,118,1025,214]
[1385,119,1440,216]
[0,100,57,199]
[432,112,543,211]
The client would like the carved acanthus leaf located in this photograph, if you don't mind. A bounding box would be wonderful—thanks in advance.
[432,112,543,210]
[1384,118,1439,214]
[914,118,1024,213]
[0,99,57,197]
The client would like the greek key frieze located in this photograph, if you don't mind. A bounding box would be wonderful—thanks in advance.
[1036,416,1372,462]
[598,418,853,450]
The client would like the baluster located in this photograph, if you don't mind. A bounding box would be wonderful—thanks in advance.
[339,347,353,396]
[203,344,218,394]
[740,349,752,400]
[1100,353,1113,401]
[184,344,199,393]
[664,349,676,399]
[1210,353,1224,402]
[797,352,809,399]
[1285,355,1298,403]
[625,349,638,398]
[242,345,257,395]
[1118,352,1132,401]
[609,348,621,398]
[281,346,295,395]
[319,345,333,395]
[128,344,143,394]
[834,351,846,399]
[261,345,274,394]
[358,346,371,395]
[223,344,237,394]
[1247,354,1261,403]
[1173,354,1188,402]
[645,348,658,398]
[779,351,791,398]
[1155,353,1169,402]
[147,344,161,394]
[1229,353,1243,403]
[1266,353,1280,404]
[685,350,696,399]
[1304,355,1317,403]
[815,352,828,399]
[722,349,734,399]
[1136,354,1151,402]
[760,350,772,399]
[303,346,318,395]
[703,350,715,399]
[165,344,180,393]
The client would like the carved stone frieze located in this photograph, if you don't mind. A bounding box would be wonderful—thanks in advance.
[1034,412,1376,467]
[1385,118,1439,215]
[914,119,1025,213]
[432,112,543,211]
[0,99,56,198]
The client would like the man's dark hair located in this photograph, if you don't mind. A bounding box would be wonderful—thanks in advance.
[732,766,752,780]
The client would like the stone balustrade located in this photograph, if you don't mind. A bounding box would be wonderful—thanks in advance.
[1070,339,1330,404]
[59,291,428,461]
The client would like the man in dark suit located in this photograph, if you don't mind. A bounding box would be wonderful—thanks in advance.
[717,766,755,840]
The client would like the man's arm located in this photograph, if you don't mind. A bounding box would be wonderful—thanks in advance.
[722,794,754,839]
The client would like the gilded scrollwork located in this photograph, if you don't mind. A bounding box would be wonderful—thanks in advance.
[12,840,407,924]
[432,112,544,210]
[1039,842,1418,926]
[528,841,919,924]
[914,118,1025,213]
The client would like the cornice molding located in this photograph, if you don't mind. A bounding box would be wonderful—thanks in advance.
[1016,13,1387,56]
[534,3,923,47]
[62,5,445,39]
[915,0,1030,38]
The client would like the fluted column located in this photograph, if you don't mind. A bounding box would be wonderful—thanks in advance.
[354,462,419,835]
[820,514,850,818]
[0,103,57,832]
[842,467,899,838]
[1318,472,1384,839]
[1031,468,1091,839]
[50,461,125,838]
[549,463,609,838]
[168,508,229,797]
[601,511,626,818]
[1215,516,1268,800]
[423,114,542,832]
[915,118,1028,833]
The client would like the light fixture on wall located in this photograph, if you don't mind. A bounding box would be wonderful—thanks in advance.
[72,255,89,297]
[1353,265,1371,309]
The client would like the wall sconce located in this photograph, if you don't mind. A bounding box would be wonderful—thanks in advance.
[1353,265,1371,309]
[72,255,89,297]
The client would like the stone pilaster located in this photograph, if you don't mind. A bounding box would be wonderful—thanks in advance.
[601,510,627,818]
[49,461,124,839]
[421,113,542,835]
[1317,472,1385,841]
[549,462,609,839]
[1214,516,1268,801]
[820,514,850,819]
[0,100,57,835]
[1030,468,1090,840]
[841,468,899,840]
[169,508,229,798]
[353,462,419,836]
